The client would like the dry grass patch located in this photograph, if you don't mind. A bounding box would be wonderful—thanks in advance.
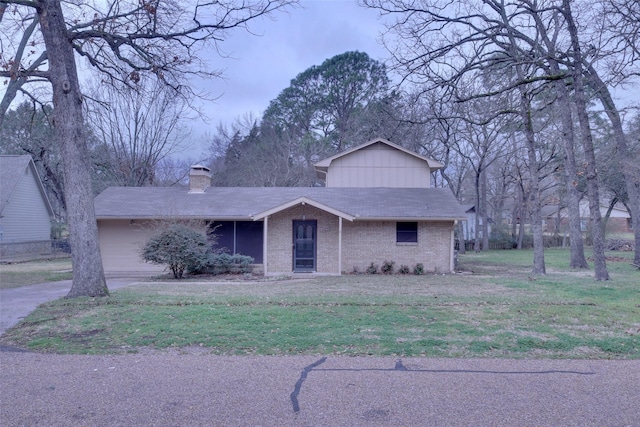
[0,258,72,289]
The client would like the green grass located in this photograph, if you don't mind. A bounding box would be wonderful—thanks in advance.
[0,258,73,289]
[1,248,639,358]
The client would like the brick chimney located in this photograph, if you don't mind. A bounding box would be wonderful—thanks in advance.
[189,165,211,193]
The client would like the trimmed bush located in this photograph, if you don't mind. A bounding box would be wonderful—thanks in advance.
[413,263,424,275]
[366,262,379,274]
[398,265,410,274]
[142,225,210,278]
[200,253,254,275]
[381,260,395,275]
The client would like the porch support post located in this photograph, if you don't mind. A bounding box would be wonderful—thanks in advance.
[450,221,456,273]
[263,216,269,276]
[338,217,343,275]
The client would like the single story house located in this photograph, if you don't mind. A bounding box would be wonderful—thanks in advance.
[543,200,633,234]
[0,155,54,259]
[94,138,467,276]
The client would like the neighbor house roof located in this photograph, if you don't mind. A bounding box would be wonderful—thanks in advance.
[0,155,53,217]
[313,138,444,176]
[94,186,467,222]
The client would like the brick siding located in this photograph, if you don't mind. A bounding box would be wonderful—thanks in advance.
[266,204,454,274]
[267,205,339,274]
[341,221,453,274]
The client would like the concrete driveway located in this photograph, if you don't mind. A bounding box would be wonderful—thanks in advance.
[0,277,142,335]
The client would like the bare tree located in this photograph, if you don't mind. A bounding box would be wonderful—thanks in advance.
[363,0,553,272]
[87,78,190,188]
[562,0,609,279]
[363,0,634,277]
[0,0,294,297]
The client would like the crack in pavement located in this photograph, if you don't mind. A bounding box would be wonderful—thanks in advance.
[290,357,594,413]
[290,357,327,412]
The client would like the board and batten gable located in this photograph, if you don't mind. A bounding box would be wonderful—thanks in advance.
[0,156,53,243]
[315,139,442,188]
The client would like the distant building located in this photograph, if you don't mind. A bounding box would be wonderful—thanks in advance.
[543,200,632,234]
[460,205,492,241]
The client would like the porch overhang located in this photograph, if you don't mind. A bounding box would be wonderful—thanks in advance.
[251,196,356,221]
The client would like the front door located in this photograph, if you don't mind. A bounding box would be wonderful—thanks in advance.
[293,220,316,272]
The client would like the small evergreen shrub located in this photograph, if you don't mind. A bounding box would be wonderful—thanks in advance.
[413,263,425,275]
[381,260,395,275]
[366,262,379,274]
[398,265,410,274]
[142,225,210,279]
[201,253,254,275]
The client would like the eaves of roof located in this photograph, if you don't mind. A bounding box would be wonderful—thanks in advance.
[252,196,356,221]
[94,186,467,222]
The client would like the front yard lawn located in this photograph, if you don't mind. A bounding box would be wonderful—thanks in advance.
[1,248,638,358]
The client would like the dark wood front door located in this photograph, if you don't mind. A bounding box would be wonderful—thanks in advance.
[293,220,316,272]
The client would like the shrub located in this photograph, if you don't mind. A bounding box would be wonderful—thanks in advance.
[142,225,211,278]
[398,265,410,274]
[381,260,395,275]
[413,263,424,275]
[199,253,254,275]
[229,254,254,274]
[366,262,379,274]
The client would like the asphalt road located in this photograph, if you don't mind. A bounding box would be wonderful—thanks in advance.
[1,352,639,426]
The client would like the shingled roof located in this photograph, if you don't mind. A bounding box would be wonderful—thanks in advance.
[94,186,466,222]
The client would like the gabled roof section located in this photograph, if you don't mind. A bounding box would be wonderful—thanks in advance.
[0,155,54,217]
[314,138,444,175]
[252,196,356,221]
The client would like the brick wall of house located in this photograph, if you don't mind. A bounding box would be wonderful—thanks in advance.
[267,205,340,274]
[266,204,454,274]
[341,221,453,274]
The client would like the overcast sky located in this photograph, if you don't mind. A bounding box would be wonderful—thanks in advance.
[189,0,389,150]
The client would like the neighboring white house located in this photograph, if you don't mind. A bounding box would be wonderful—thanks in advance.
[460,205,492,241]
[94,138,467,276]
[0,155,54,258]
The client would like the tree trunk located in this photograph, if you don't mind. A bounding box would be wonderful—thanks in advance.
[38,0,108,297]
[552,75,589,268]
[515,185,525,249]
[474,169,481,252]
[457,221,466,254]
[563,0,608,280]
[520,92,545,274]
[529,5,587,268]
[511,204,518,246]
[585,65,640,266]
[481,171,490,251]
